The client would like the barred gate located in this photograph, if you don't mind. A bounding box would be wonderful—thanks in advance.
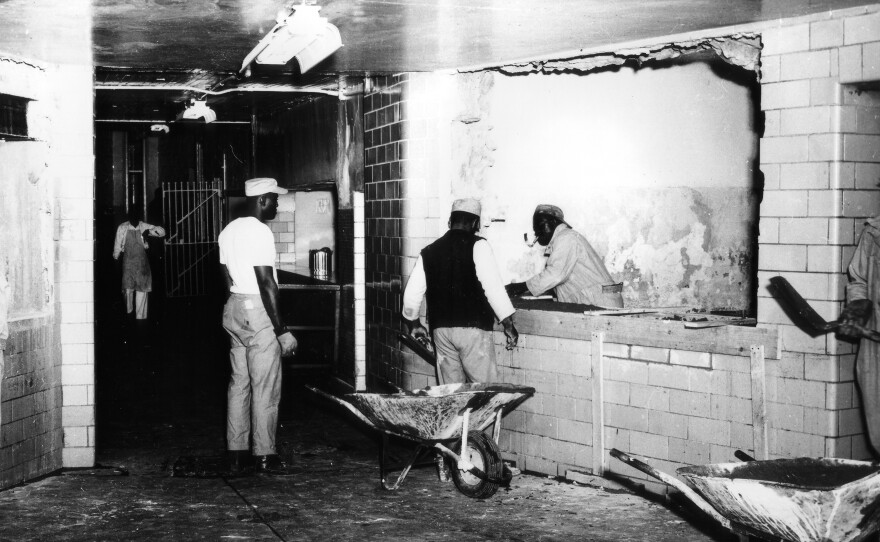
[163,181,226,297]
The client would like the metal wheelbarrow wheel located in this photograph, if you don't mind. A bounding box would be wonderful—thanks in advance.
[449,431,504,499]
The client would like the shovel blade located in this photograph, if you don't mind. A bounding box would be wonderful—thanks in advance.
[769,276,838,335]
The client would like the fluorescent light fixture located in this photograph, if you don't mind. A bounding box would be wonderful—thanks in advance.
[240,3,342,75]
[176,99,216,123]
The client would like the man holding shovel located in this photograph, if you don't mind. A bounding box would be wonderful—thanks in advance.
[840,216,880,455]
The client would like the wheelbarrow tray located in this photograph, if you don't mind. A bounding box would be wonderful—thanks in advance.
[338,383,535,442]
[677,457,880,542]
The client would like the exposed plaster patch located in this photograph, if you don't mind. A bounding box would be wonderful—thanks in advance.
[485,35,761,76]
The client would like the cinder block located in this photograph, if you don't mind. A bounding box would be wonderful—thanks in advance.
[769,401,805,432]
[811,78,842,106]
[647,410,688,439]
[827,382,854,410]
[687,368,712,393]
[62,447,94,468]
[780,162,830,190]
[808,190,840,218]
[805,353,841,382]
[773,351,806,379]
[838,407,865,436]
[763,164,781,190]
[605,404,649,433]
[829,217,857,245]
[807,245,844,273]
[838,45,863,83]
[630,384,669,411]
[779,216,831,243]
[730,422,754,450]
[759,245,807,272]
[772,428,825,457]
[668,437,710,466]
[802,380,827,408]
[629,345,668,363]
[855,163,880,190]
[61,405,94,427]
[61,364,93,386]
[62,385,88,406]
[712,354,751,374]
[556,338,591,355]
[761,56,781,84]
[556,418,591,446]
[63,427,88,448]
[603,343,629,358]
[804,406,838,436]
[775,377,805,405]
[709,444,741,464]
[825,435,853,458]
[604,380,630,405]
[811,18,845,49]
[760,219,780,243]
[762,80,811,110]
[844,11,880,45]
[760,190,808,217]
[605,359,649,385]
[842,190,880,220]
[864,42,880,80]
[808,133,841,162]
[669,390,710,417]
[712,395,752,425]
[647,364,690,391]
[781,324,828,354]
[761,135,810,163]
[764,109,781,137]
[669,350,710,369]
[61,344,90,365]
[629,431,669,460]
[730,372,753,400]
[762,24,811,56]
[780,50,831,80]
[709,371,731,396]
[524,412,557,439]
[844,134,880,162]
[688,417,731,446]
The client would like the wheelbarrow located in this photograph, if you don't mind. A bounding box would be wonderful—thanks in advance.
[310,383,534,498]
[610,448,880,542]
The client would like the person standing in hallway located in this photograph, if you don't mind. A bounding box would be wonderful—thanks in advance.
[402,198,519,385]
[113,208,166,320]
[506,204,623,308]
[839,215,880,456]
[219,177,297,475]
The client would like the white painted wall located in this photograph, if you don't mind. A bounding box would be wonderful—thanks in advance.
[463,62,759,309]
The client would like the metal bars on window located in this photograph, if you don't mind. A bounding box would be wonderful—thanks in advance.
[0,94,29,140]
[162,181,226,297]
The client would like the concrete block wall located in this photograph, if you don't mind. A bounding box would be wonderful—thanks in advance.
[757,6,880,459]
[270,208,296,266]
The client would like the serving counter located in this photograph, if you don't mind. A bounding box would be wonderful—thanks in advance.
[491,297,784,495]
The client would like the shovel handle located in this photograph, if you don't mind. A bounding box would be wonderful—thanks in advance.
[609,449,731,530]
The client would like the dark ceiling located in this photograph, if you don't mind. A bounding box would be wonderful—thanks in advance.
[1,0,878,75]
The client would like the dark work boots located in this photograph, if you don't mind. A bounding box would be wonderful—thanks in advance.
[226,450,254,476]
[254,454,293,475]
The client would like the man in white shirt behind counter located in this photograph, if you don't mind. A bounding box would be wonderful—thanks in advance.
[218,177,297,476]
[402,198,518,385]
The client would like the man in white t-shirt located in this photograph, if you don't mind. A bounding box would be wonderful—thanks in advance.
[219,177,297,476]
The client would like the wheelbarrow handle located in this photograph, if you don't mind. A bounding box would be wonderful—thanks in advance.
[609,449,731,530]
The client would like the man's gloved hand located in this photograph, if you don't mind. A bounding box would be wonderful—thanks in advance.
[839,299,873,340]
[277,331,298,357]
[505,282,530,297]
[501,315,519,350]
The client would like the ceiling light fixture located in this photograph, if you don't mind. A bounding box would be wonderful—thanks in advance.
[239,2,342,76]
[176,99,216,123]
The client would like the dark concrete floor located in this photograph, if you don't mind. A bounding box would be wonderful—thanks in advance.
[0,294,736,541]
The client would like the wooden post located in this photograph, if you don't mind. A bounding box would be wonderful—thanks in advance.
[591,332,606,476]
[750,344,768,460]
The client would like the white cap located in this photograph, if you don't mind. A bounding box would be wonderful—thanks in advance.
[245,177,288,197]
[451,198,481,217]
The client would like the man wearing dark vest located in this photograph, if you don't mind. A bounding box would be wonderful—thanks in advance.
[402,198,518,384]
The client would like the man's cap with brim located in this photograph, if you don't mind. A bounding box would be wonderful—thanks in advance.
[245,177,288,197]
[451,198,481,217]
[534,204,569,225]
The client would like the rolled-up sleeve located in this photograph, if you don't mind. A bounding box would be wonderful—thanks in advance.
[113,224,126,260]
[525,234,578,296]
[402,255,427,321]
[473,240,515,321]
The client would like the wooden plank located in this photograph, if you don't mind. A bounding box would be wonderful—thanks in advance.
[750,345,768,461]
[508,309,778,359]
[591,332,605,476]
